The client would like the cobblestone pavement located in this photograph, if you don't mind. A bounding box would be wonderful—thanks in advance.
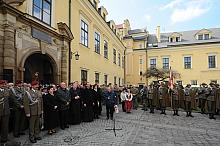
[5,106,220,146]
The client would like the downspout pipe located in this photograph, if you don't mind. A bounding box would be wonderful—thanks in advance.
[68,0,71,84]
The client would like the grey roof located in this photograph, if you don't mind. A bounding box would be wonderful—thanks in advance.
[128,29,147,35]
[148,27,220,49]
[133,35,147,40]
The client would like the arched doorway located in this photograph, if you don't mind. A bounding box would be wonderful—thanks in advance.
[24,53,57,84]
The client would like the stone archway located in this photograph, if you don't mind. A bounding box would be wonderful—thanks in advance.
[23,53,58,84]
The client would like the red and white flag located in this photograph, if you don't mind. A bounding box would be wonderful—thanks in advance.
[168,67,174,89]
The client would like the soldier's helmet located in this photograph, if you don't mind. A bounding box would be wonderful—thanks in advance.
[209,82,216,87]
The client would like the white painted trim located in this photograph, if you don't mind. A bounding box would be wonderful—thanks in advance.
[183,55,192,69]
[208,54,217,69]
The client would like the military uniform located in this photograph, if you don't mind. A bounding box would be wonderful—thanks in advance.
[216,85,220,114]
[0,81,10,143]
[23,84,43,143]
[206,85,217,119]
[159,84,168,115]
[198,85,207,114]
[131,87,139,109]
[184,85,194,117]
[148,86,154,113]
[9,84,26,137]
[171,87,179,116]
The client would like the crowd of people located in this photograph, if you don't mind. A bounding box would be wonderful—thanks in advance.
[0,79,220,144]
[140,82,220,119]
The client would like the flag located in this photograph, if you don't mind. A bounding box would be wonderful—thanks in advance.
[168,66,174,89]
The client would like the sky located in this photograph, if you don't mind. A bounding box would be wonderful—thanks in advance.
[99,0,220,34]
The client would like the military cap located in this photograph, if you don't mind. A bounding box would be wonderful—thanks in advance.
[0,80,7,85]
[16,80,23,85]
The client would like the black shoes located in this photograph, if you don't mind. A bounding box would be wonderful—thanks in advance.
[35,137,42,140]
[30,138,37,143]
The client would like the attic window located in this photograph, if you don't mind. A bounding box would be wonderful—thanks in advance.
[103,13,106,19]
[204,34,209,40]
[170,37,173,42]
[176,37,181,42]
[198,34,203,40]
[93,0,97,8]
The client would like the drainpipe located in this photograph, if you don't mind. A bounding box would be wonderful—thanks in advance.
[68,0,71,84]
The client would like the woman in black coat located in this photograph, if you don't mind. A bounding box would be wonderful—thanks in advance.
[69,82,81,124]
[44,86,59,135]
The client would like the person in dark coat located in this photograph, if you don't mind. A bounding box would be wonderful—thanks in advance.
[56,82,71,130]
[92,84,102,119]
[81,83,94,122]
[43,86,59,135]
[69,81,81,124]
[104,86,117,120]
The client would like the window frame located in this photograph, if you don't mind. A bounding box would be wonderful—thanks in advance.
[113,49,116,64]
[208,55,216,68]
[118,52,121,66]
[150,58,156,68]
[81,70,88,84]
[32,0,52,25]
[94,32,100,54]
[162,57,169,69]
[80,20,89,47]
[95,73,99,84]
[104,75,108,85]
[184,56,192,69]
[104,40,108,59]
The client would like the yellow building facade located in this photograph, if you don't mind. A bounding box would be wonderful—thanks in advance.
[119,20,220,86]
[0,0,125,85]
[69,0,125,85]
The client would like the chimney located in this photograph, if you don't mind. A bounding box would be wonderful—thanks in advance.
[156,26,161,43]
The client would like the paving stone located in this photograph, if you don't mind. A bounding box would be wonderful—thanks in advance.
[3,105,220,146]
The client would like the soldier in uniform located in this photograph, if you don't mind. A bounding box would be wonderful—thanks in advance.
[140,86,148,111]
[207,83,217,119]
[198,83,208,114]
[148,84,155,113]
[184,84,194,117]
[9,80,26,137]
[159,82,167,115]
[0,80,10,143]
[171,84,180,116]
[131,86,139,110]
[215,84,220,115]
[23,81,43,143]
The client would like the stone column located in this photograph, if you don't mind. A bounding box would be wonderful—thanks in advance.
[0,27,4,79]
[61,44,68,83]
[3,23,16,82]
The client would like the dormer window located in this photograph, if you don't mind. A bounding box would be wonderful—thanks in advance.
[198,34,203,40]
[204,34,209,40]
[196,29,211,40]
[93,0,97,8]
[176,37,180,42]
[170,37,173,42]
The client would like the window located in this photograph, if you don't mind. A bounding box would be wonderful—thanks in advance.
[95,73,99,84]
[198,34,203,40]
[118,53,121,66]
[140,71,143,76]
[119,78,121,86]
[140,59,143,64]
[104,75,108,85]
[208,55,216,68]
[150,58,156,68]
[80,20,88,47]
[113,49,116,64]
[162,58,169,69]
[81,70,87,84]
[184,56,191,69]
[104,40,108,59]
[122,56,125,68]
[33,0,51,25]
[204,34,209,40]
[191,80,197,85]
[95,32,100,54]
[176,80,182,85]
[176,37,180,42]
[93,0,97,8]
[170,37,173,42]
[114,76,117,85]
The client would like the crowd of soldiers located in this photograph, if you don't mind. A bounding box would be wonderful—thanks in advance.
[0,80,111,144]
[140,81,220,119]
